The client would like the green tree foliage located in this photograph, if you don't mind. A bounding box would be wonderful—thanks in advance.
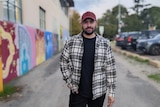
[103,24,117,40]
[140,6,160,29]
[98,5,128,40]
[71,1,160,39]
[112,4,128,18]
[122,14,143,31]
[132,0,145,15]
[71,10,81,36]
[97,2,160,39]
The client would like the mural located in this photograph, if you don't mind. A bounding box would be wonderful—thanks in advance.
[15,24,32,75]
[0,34,3,91]
[0,20,60,84]
[44,31,53,60]
[0,21,19,83]
[36,29,45,65]
[53,33,58,55]
[63,28,70,41]
[25,26,36,68]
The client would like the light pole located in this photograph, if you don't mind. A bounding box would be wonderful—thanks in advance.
[118,0,121,33]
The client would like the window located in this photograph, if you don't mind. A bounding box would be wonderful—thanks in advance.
[3,0,22,23]
[39,7,46,30]
[62,7,68,16]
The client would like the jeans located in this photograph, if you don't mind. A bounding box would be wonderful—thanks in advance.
[69,93,106,107]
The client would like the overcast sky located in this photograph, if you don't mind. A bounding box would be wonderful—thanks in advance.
[73,0,160,18]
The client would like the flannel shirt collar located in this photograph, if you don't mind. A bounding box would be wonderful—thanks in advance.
[77,32,102,46]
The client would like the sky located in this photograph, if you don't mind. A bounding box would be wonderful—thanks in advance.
[73,0,160,18]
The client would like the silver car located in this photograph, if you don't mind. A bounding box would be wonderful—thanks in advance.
[136,33,160,55]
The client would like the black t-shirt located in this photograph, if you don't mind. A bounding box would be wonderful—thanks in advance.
[79,36,96,98]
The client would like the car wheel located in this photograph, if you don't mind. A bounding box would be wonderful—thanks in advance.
[149,44,160,55]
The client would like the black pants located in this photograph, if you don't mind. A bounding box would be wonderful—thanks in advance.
[69,93,106,107]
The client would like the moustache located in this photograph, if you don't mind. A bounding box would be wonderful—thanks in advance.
[86,27,93,29]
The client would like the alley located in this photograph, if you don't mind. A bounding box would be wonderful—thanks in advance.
[0,52,160,107]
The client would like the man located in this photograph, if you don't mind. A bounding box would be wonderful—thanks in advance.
[60,11,116,107]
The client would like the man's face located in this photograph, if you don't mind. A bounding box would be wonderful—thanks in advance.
[81,18,97,35]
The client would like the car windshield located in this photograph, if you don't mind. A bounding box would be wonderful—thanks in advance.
[118,32,128,38]
[139,33,148,39]
[139,30,160,39]
[154,34,160,39]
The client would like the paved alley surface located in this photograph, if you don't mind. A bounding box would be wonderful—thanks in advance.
[0,52,160,107]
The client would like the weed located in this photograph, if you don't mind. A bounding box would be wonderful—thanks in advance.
[0,85,17,98]
[127,55,149,63]
[148,74,160,83]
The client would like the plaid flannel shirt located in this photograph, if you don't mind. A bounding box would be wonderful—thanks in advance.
[60,32,116,100]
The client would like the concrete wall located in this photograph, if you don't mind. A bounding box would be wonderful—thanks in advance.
[0,0,72,84]
[22,0,69,33]
[0,20,59,83]
[0,2,3,20]
[0,0,71,51]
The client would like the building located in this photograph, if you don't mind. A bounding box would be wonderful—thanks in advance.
[0,0,74,86]
[0,0,74,50]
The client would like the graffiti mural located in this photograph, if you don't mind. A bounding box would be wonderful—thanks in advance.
[0,20,60,84]
[44,31,53,60]
[25,26,36,68]
[0,21,19,83]
[15,24,32,75]
[0,32,3,91]
[53,33,58,55]
[36,29,45,65]
[63,28,69,41]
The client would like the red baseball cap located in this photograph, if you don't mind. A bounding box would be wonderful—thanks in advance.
[81,11,96,22]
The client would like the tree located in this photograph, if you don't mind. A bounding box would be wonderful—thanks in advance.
[98,10,118,40]
[98,5,129,40]
[112,4,128,18]
[70,10,81,36]
[140,6,160,29]
[132,0,151,15]
[122,14,143,31]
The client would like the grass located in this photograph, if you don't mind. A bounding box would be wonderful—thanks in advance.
[134,56,149,63]
[127,55,149,63]
[0,85,17,98]
[148,73,160,83]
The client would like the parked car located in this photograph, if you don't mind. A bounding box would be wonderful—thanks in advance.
[115,32,128,47]
[138,29,160,40]
[136,33,160,55]
[120,31,141,50]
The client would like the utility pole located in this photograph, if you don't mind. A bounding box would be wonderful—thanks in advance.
[118,0,121,33]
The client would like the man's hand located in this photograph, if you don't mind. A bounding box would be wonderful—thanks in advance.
[107,96,115,107]
[67,84,79,94]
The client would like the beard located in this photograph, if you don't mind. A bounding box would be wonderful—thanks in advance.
[82,27,96,35]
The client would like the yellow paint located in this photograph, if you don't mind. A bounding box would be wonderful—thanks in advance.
[0,26,15,78]
[35,31,45,65]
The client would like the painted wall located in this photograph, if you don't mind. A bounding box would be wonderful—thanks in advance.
[35,29,45,65]
[22,0,70,34]
[44,31,53,60]
[16,25,33,75]
[0,20,64,83]
[0,32,3,92]
[52,33,58,55]
[0,21,19,83]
